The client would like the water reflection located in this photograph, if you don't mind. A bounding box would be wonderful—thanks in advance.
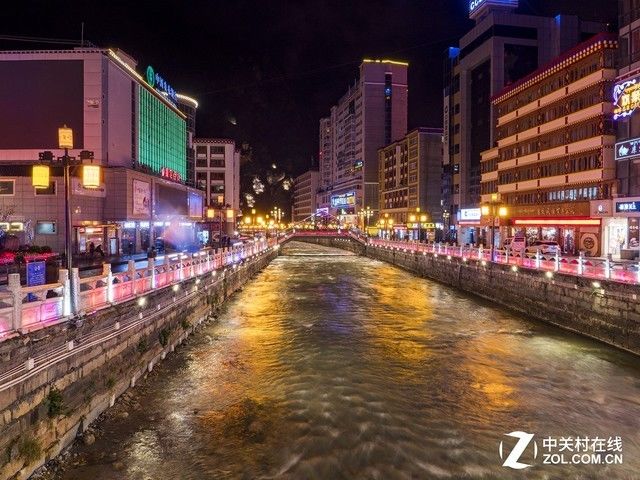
[60,241,640,479]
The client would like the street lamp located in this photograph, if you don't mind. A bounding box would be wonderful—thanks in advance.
[33,125,100,316]
[481,193,508,262]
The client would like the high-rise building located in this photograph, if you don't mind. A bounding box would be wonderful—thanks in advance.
[443,0,608,244]
[318,117,333,192]
[480,33,618,257]
[316,60,408,224]
[0,48,203,255]
[292,170,319,222]
[611,1,640,259]
[378,128,443,241]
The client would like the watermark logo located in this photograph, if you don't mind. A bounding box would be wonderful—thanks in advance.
[499,431,538,469]
[499,433,624,469]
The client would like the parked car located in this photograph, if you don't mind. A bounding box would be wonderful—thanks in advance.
[526,240,560,255]
[504,234,526,253]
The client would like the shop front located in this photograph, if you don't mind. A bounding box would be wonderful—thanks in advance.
[75,223,119,256]
[457,208,481,246]
[508,202,600,256]
[607,198,640,259]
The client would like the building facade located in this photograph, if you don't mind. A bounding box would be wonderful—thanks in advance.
[0,48,204,255]
[292,170,319,222]
[192,138,240,242]
[316,60,408,224]
[378,128,443,240]
[610,0,640,259]
[443,0,608,244]
[176,94,199,188]
[480,33,618,256]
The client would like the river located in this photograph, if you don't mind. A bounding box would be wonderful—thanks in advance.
[51,241,640,479]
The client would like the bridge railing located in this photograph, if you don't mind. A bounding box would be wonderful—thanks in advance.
[0,238,273,341]
[368,239,640,285]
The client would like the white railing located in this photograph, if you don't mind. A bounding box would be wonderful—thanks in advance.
[0,238,277,341]
[368,239,640,285]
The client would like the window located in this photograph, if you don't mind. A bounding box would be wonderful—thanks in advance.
[196,172,207,190]
[211,184,224,193]
[36,221,56,234]
[211,172,225,181]
[0,179,15,196]
[196,157,207,167]
[210,146,225,155]
[210,158,225,168]
[35,181,56,195]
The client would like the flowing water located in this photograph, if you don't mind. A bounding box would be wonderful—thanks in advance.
[57,241,640,479]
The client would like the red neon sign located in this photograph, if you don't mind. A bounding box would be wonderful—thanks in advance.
[161,167,181,182]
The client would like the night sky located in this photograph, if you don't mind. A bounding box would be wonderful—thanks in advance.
[3,1,616,180]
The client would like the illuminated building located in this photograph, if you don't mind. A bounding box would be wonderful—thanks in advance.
[610,1,640,259]
[292,170,319,222]
[443,0,610,244]
[316,60,408,223]
[480,33,618,256]
[192,138,240,242]
[0,48,203,254]
[176,94,199,188]
[378,128,443,240]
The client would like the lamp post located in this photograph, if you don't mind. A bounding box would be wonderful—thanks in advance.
[481,193,508,262]
[33,126,100,316]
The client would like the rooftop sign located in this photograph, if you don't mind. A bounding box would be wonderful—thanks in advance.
[469,0,518,18]
[146,65,178,104]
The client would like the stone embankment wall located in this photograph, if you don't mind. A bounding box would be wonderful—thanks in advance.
[294,237,640,355]
[0,250,277,480]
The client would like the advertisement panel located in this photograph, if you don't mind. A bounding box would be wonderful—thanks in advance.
[330,191,356,208]
[132,179,151,216]
[613,77,640,120]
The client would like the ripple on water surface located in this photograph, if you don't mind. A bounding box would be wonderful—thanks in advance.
[58,241,640,480]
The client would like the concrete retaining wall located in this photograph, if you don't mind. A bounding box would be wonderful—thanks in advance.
[0,249,277,480]
[293,237,640,355]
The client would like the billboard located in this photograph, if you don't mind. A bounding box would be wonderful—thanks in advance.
[132,180,151,216]
[331,191,356,208]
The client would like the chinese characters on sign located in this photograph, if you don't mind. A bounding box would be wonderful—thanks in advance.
[615,137,640,160]
[615,201,640,213]
[613,78,640,120]
[161,167,181,182]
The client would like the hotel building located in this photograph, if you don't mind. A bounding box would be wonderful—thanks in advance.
[0,48,204,255]
[316,60,408,223]
[378,128,443,240]
[443,0,608,244]
[480,33,618,256]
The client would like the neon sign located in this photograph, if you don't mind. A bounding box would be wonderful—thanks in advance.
[469,0,518,14]
[161,167,181,182]
[613,78,640,120]
[615,137,640,160]
[146,65,178,103]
